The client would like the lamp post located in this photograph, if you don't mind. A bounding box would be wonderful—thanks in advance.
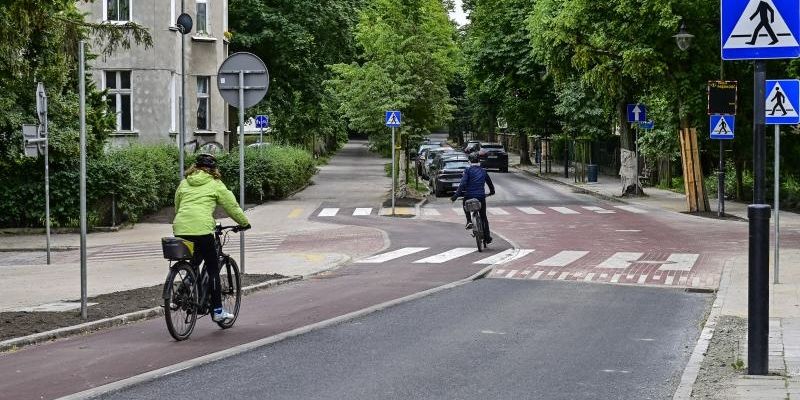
[176,10,192,178]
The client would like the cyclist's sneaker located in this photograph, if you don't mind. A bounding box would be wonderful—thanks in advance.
[212,308,234,322]
[465,222,473,230]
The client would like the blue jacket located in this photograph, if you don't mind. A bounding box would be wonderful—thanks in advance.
[454,165,495,198]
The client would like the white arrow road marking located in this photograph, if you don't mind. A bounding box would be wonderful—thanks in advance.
[474,249,534,265]
[414,247,477,263]
[597,252,644,269]
[535,251,589,267]
[356,247,428,263]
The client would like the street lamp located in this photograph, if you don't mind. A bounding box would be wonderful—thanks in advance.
[673,21,694,51]
[176,10,192,178]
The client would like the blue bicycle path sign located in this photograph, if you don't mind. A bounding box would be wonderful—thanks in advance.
[721,0,800,60]
[255,115,269,129]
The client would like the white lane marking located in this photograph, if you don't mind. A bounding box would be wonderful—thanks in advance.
[611,274,622,283]
[600,273,608,279]
[582,206,616,214]
[657,253,700,272]
[474,249,534,265]
[547,270,557,277]
[679,276,688,285]
[517,207,545,215]
[615,205,648,214]
[535,251,589,267]
[422,208,441,216]
[487,207,510,215]
[558,272,569,280]
[453,208,465,216]
[495,269,506,275]
[596,252,644,269]
[353,208,373,216]
[665,275,675,285]
[505,270,518,278]
[318,208,340,217]
[532,271,544,279]
[520,270,530,276]
[615,230,642,233]
[356,247,429,263]
[637,275,648,284]
[414,248,477,264]
[550,207,580,215]
[584,273,595,282]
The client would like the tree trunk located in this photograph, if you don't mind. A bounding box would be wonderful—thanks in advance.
[519,131,532,165]
[617,101,639,195]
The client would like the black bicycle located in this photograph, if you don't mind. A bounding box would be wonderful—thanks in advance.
[455,196,490,252]
[161,224,246,341]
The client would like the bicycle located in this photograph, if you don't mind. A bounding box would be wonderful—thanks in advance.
[161,224,247,341]
[454,196,490,252]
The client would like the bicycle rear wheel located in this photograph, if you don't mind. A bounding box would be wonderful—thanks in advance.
[164,262,198,341]
[473,213,484,252]
[216,257,242,329]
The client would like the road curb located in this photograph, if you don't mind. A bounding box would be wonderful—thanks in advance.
[671,258,733,399]
[0,246,80,252]
[512,166,626,204]
[58,266,495,400]
[0,276,301,354]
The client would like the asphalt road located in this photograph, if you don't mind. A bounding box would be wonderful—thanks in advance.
[98,279,711,400]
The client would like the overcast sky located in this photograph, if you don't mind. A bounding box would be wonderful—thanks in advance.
[449,0,468,26]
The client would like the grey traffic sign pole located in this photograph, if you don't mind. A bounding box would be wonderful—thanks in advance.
[392,127,396,215]
[239,70,246,272]
[36,82,52,265]
[719,141,725,217]
[177,12,192,178]
[79,41,88,320]
[774,124,781,284]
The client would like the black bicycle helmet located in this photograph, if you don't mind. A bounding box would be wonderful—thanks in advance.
[468,152,480,163]
[195,153,217,168]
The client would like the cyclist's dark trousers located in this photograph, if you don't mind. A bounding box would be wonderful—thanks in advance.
[179,234,222,310]
[462,196,491,240]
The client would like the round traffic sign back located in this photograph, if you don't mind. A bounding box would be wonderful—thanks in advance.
[217,52,269,109]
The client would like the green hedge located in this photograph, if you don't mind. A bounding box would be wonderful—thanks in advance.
[0,144,316,228]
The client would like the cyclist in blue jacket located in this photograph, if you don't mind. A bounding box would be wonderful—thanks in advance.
[451,153,496,243]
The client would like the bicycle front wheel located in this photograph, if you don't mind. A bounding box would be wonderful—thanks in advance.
[216,256,242,329]
[164,262,198,341]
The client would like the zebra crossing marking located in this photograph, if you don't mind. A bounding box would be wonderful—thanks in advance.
[353,208,373,216]
[581,206,615,214]
[414,248,476,264]
[453,208,465,216]
[506,270,518,278]
[532,271,545,279]
[615,205,647,214]
[516,207,544,215]
[597,252,644,269]
[535,251,589,267]
[318,208,340,217]
[474,249,534,265]
[487,207,510,215]
[356,247,429,263]
[422,208,441,216]
[549,207,580,215]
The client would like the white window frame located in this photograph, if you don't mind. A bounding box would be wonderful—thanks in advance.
[170,0,176,27]
[223,0,228,34]
[196,0,209,34]
[103,0,132,23]
[196,76,210,131]
[170,73,177,132]
[104,70,134,132]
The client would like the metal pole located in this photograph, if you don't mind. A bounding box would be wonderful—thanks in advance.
[635,129,640,196]
[391,127,396,215]
[238,71,246,273]
[774,124,780,284]
[42,87,51,265]
[79,41,88,320]
[748,60,770,375]
[179,23,186,178]
[259,126,264,146]
[719,140,725,217]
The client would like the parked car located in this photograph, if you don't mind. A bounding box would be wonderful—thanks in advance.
[463,140,480,154]
[415,143,443,176]
[421,147,453,179]
[431,155,470,197]
[475,142,509,172]
[427,151,463,182]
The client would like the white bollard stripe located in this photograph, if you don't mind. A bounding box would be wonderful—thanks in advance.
[356,247,428,263]
[318,208,340,217]
[474,249,534,265]
[413,248,476,264]
[535,251,589,267]
[550,207,580,215]
[353,208,373,216]
[596,252,644,269]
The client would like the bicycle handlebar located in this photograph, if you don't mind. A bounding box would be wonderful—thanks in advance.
[216,225,251,233]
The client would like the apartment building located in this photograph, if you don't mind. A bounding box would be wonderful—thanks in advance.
[78,0,230,151]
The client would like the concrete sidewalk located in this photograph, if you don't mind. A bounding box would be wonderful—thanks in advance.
[512,158,800,399]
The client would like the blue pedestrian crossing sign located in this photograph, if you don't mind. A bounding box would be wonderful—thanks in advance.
[255,115,269,129]
[385,111,401,128]
[627,104,647,123]
[710,115,735,140]
[721,0,800,60]
[765,79,800,124]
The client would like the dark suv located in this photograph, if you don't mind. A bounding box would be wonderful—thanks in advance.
[430,155,470,197]
[475,142,508,172]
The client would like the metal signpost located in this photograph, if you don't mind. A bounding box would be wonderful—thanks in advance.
[22,83,52,265]
[721,0,800,374]
[708,80,738,217]
[217,52,269,273]
[627,104,647,196]
[79,41,88,319]
[176,12,192,178]
[764,79,800,284]
[385,111,402,215]
[255,115,269,146]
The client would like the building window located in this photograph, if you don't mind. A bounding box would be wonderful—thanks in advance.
[106,0,131,22]
[105,71,133,131]
[196,0,208,33]
[197,76,210,131]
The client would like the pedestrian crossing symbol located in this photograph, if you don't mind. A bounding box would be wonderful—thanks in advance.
[710,115,735,140]
[385,111,401,128]
[765,79,800,124]
[722,0,800,59]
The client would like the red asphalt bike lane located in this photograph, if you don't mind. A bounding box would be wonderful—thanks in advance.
[0,217,502,400]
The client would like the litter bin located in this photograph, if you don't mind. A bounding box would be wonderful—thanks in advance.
[587,164,598,183]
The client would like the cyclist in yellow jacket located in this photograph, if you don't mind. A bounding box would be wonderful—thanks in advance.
[173,153,250,322]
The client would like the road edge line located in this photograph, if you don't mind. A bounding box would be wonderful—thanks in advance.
[671,258,732,399]
[0,277,301,354]
[57,265,495,400]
